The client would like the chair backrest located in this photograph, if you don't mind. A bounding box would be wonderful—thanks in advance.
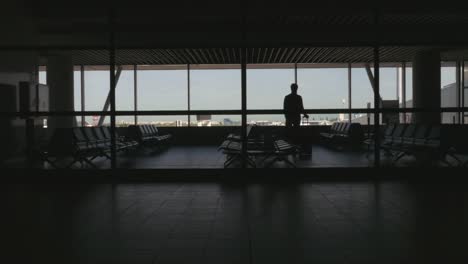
[82,127,98,142]
[138,125,147,136]
[93,127,107,141]
[335,123,344,133]
[330,122,338,132]
[384,124,396,137]
[150,125,159,135]
[427,125,441,139]
[341,123,351,134]
[246,125,253,138]
[101,127,112,139]
[72,127,87,142]
[413,125,429,139]
[143,125,153,135]
[402,124,417,138]
[392,124,407,138]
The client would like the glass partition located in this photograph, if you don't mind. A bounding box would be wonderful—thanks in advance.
[190,66,241,110]
[137,66,187,111]
[247,67,294,109]
[297,66,348,109]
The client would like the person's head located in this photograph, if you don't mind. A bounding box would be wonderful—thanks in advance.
[290,83,298,94]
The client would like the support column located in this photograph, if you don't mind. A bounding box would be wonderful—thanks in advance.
[412,51,441,124]
[47,53,74,129]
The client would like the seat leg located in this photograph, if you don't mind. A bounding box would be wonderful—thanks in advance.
[224,154,239,168]
[391,151,406,165]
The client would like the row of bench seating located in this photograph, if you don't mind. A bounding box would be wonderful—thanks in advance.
[365,123,456,165]
[218,125,300,168]
[128,125,173,150]
[218,125,257,167]
[320,122,364,148]
[43,126,139,168]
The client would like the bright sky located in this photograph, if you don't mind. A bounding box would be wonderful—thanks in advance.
[38,66,457,123]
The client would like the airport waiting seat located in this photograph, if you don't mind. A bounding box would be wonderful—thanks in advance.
[41,126,141,169]
[320,122,364,148]
[40,128,89,168]
[363,124,395,150]
[128,125,172,150]
[263,139,300,168]
[381,124,407,151]
[375,124,456,166]
[218,126,262,168]
[41,127,103,168]
[96,126,139,151]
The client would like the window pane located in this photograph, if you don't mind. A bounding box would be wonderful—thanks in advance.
[464,62,468,88]
[298,67,348,109]
[441,63,457,123]
[247,115,286,126]
[138,67,187,110]
[464,62,467,123]
[247,114,339,125]
[74,69,81,112]
[441,63,456,88]
[116,67,134,111]
[137,115,188,127]
[84,66,110,111]
[190,69,240,110]
[116,116,135,127]
[115,67,135,125]
[247,68,294,109]
[39,69,46,84]
[380,67,398,101]
[405,65,413,103]
[352,66,374,109]
[85,115,109,127]
[189,115,241,126]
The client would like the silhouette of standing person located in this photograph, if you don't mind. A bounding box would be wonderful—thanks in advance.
[284,83,308,142]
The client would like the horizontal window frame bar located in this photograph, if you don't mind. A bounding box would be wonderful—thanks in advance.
[3,107,468,117]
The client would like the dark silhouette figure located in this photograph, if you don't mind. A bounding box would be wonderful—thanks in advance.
[283,83,308,143]
[284,83,308,128]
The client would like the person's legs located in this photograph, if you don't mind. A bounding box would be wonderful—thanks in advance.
[290,117,301,144]
[285,118,292,139]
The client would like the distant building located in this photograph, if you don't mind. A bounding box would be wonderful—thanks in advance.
[223,118,233,126]
[351,82,460,124]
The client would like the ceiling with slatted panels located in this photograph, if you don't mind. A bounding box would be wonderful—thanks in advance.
[66,47,468,65]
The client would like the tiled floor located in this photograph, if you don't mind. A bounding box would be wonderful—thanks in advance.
[3,182,468,263]
[116,145,372,169]
[4,144,464,169]
[116,144,461,168]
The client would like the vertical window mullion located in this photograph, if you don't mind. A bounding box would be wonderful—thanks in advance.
[80,65,85,126]
[134,64,137,125]
[241,48,247,168]
[187,64,191,127]
[294,63,298,84]
[348,63,352,122]
[374,46,380,168]
[402,62,406,123]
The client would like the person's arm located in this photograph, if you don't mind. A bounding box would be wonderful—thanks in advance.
[299,96,308,118]
[283,96,288,116]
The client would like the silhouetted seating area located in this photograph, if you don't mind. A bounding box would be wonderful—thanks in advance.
[218,125,299,168]
[128,125,173,150]
[319,122,364,148]
[41,126,138,168]
[218,125,256,167]
[366,123,459,165]
[265,139,300,168]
